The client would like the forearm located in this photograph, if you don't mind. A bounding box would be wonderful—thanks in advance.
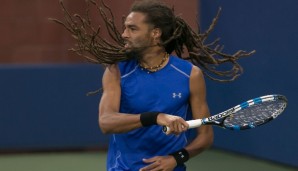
[99,112,142,134]
[187,66,214,157]
[184,126,214,158]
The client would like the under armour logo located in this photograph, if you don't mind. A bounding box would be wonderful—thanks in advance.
[179,152,184,158]
[173,93,182,98]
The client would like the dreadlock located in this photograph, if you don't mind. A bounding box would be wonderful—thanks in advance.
[49,0,255,82]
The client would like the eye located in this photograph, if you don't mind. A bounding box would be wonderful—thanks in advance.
[130,27,137,31]
[127,25,138,31]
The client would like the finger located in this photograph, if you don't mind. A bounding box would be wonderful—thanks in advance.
[182,121,189,130]
[178,117,187,131]
[149,166,163,171]
[140,160,160,171]
[177,120,184,132]
[168,117,186,135]
[169,121,179,135]
[179,124,185,132]
[176,120,185,133]
[142,158,155,163]
[177,118,188,132]
[182,118,189,127]
[168,124,175,135]
[173,123,187,135]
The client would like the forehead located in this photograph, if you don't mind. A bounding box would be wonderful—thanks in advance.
[124,12,148,26]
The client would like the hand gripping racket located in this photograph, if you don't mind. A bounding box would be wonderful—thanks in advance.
[163,94,287,133]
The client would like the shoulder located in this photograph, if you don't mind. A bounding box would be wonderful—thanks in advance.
[101,64,121,91]
[170,55,193,66]
[189,65,206,92]
[169,55,193,76]
[118,59,138,77]
[190,65,204,78]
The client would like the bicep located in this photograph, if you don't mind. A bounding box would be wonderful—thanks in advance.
[99,65,121,117]
[189,66,210,120]
[185,66,214,156]
[98,64,143,133]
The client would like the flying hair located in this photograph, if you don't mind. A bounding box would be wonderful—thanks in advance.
[49,0,255,82]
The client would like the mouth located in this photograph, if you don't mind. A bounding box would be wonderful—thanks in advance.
[120,42,133,54]
[123,40,131,48]
[123,42,135,52]
[124,43,130,49]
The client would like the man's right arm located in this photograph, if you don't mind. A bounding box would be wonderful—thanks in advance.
[98,64,142,134]
[98,64,189,134]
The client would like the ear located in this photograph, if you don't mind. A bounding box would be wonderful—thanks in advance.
[152,28,162,39]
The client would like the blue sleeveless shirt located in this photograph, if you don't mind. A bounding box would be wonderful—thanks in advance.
[107,55,193,171]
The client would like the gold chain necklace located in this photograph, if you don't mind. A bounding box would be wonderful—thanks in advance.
[139,53,169,73]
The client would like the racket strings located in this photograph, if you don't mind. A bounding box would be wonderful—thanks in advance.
[223,100,286,129]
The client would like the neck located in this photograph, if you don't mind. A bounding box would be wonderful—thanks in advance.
[138,47,169,72]
[139,47,166,66]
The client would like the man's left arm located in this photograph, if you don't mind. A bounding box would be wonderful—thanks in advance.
[140,66,214,171]
[185,66,214,157]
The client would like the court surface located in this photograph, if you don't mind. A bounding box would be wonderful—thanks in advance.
[0,148,296,171]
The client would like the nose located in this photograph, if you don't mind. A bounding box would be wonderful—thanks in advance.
[122,28,129,39]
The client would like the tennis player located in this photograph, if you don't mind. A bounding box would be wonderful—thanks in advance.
[51,0,254,169]
[99,1,213,170]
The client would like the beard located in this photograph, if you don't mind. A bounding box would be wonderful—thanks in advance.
[122,35,157,60]
[123,45,149,60]
[124,50,140,60]
[122,36,160,60]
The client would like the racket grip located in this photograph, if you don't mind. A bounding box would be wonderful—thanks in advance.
[188,119,203,129]
[162,119,203,134]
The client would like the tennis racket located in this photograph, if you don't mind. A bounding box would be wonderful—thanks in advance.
[163,94,288,134]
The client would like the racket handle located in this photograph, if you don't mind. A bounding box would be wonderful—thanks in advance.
[162,119,203,134]
[188,119,203,128]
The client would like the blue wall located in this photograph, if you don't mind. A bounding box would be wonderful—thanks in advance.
[0,65,109,150]
[200,0,298,167]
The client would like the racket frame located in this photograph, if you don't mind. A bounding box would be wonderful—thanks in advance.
[163,94,287,133]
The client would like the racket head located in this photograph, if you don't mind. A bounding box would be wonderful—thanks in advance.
[222,94,287,130]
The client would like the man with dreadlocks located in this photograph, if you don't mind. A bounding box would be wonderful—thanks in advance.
[51,0,254,170]
[99,1,213,171]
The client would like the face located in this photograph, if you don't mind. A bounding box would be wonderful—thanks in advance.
[122,12,157,56]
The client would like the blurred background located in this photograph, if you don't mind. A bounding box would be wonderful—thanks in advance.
[0,0,297,170]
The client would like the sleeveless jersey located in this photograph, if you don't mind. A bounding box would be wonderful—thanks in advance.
[107,55,193,171]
